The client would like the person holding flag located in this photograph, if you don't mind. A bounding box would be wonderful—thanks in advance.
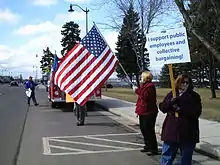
[53,23,118,126]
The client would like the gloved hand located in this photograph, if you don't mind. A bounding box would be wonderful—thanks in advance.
[171,97,179,105]
[132,85,138,91]
[173,104,180,111]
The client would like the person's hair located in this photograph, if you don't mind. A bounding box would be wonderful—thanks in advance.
[141,71,153,83]
[175,74,193,91]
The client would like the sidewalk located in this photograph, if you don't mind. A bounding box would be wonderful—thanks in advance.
[96,96,220,160]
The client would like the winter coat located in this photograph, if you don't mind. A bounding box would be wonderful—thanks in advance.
[159,90,202,143]
[135,82,158,116]
[25,80,38,91]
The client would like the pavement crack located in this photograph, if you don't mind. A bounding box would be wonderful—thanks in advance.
[13,106,30,165]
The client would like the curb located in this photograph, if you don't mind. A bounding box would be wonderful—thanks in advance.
[95,99,220,160]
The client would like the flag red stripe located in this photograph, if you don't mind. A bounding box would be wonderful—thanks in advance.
[60,51,93,90]
[55,46,86,85]
[57,43,81,68]
[72,54,116,100]
[62,52,96,91]
[55,44,81,85]
[67,49,112,96]
[63,49,111,93]
[64,43,81,60]
[79,60,119,106]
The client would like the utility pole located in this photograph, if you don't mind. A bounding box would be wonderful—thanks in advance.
[35,54,38,81]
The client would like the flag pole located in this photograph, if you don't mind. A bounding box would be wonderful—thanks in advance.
[93,22,134,86]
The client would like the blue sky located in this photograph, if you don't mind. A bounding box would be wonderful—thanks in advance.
[0,0,182,79]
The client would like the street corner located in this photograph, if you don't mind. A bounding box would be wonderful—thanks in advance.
[42,132,143,156]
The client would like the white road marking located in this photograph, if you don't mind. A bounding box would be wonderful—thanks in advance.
[49,138,133,150]
[49,145,88,152]
[42,133,143,156]
[47,132,140,139]
[84,136,144,147]
[44,148,141,156]
[42,137,51,154]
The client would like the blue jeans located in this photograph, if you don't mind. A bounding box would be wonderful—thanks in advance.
[160,142,196,165]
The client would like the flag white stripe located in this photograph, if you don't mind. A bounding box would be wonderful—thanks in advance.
[65,51,113,95]
[54,44,83,84]
[60,50,93,90]
[69,51,115,98]
[57,44,83,72]
[64,47,110,93]
[61,47,109,92]
[57,48,89,87]
[76,58,118,104]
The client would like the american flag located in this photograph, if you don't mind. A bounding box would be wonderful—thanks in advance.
[54,25,118,106]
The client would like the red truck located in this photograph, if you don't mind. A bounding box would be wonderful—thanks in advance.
[48,71,102,108]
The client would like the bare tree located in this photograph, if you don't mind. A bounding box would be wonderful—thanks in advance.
[174,0,220,62]
[93,0,173,32]
[92,0,173,71]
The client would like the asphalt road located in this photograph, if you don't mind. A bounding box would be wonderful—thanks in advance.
[0,84,219,165]
[0,84,28,165]
[16,89,158,165]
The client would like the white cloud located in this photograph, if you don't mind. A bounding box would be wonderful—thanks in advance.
[32,0,57,6]
[0,8,21,23]
[105,32,118,52]
[54,12,85,24]
[14,21,61,36]
[0,45,14,61]
[3,11,118,78]
[64,0,91,3]
[0,31,62,78]
[14,12,85,36]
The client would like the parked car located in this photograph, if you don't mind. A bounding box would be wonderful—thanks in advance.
[10,81,19,87]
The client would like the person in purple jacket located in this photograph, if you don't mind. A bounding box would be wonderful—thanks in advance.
[25,76,39,106]
[159,74,202,165]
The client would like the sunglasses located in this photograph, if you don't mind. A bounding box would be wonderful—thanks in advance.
[181,81,189,85]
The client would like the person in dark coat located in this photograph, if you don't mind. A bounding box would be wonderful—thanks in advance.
[75,102,86,126]
[159,74,202,165]
[133,71,158,156]
[25,76,39,106]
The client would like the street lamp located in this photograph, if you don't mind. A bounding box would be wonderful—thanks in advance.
[35,54,39,80]
[68,4,89,34]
